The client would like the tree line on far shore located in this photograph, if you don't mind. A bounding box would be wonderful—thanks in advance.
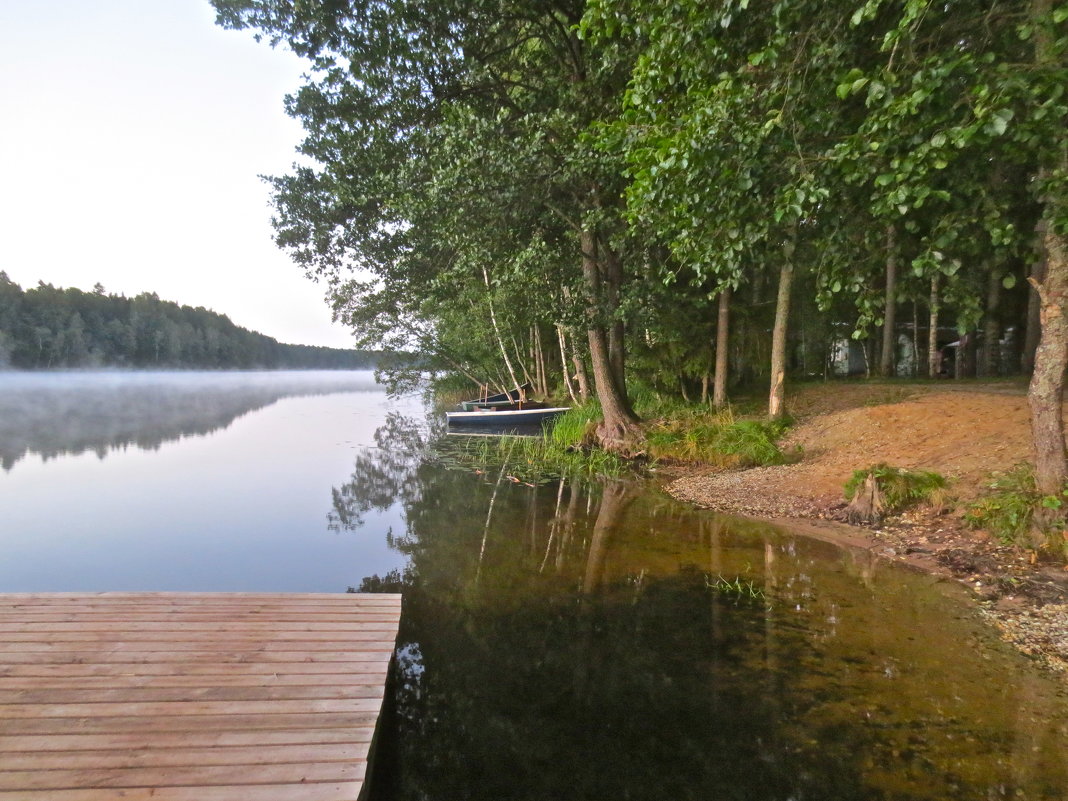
[0,273,377,370]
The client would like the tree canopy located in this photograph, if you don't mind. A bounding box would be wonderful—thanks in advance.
[215,0,1068,550]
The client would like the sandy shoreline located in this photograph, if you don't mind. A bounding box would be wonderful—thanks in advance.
[657,448,1068,679]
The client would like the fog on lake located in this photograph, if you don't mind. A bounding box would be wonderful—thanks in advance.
[0,370,419,592]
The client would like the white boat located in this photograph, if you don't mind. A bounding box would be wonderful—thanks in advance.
[445,406,571,427]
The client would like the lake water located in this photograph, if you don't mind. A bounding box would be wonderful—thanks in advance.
[2,370,1066,800]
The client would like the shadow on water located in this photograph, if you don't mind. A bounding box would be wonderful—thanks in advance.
[338,414,1068,801]
[0,370,381,470]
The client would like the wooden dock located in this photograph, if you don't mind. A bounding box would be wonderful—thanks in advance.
[0,592,402,801]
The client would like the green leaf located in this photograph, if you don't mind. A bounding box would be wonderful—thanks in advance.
[985,108,1014,136]
[1002,274,1017,289]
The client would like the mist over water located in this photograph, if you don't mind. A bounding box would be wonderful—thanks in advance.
[0,370,384,471]
[0,370,422,592]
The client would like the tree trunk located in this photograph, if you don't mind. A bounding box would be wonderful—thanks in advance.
[482,265,523,395]
[581,229,641,451]
[1028,0,1068,558]
[880,223,898,378]
[602,241,631,414]
[928,277,941,378]
[714,285,731,409]
[556,325,577,402]
[570,330,591,401]
[1028,225,1068,549]
[768,230,796,420]
[1023,228,1047,374]
[534,325,548,397]
[912,300,920,377]
[983,267,1002,378]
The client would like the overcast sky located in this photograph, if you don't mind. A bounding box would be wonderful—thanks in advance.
[0,0,355,348]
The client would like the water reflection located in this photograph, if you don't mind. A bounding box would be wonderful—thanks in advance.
[0,370,382,470]
[343,413,1068,801]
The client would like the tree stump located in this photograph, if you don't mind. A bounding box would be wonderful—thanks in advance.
[846,473,885,525]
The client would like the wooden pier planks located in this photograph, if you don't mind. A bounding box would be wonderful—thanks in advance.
[0,592,402,801]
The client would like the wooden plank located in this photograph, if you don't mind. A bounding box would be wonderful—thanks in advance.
[0,712,380,735]
[0,615,399,627]
[0,785,364,801]
[2,632,399,645]
[0,659,389,677]
[0,684,384,704]
[0,673,383,690]
[0,653,397,666]
[0,621,400,632]
[0,593,397,598]
[0,729,374,753]
[0,697,385,720]
[0,592,400,800]
[1,742,372,770]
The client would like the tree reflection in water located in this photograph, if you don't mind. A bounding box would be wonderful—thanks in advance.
[340,414,1068,801]
[0,371,381,470]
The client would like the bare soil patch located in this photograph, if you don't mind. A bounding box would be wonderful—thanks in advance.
[664,380,1068,676]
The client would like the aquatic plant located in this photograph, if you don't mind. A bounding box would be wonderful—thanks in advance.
[705,574,766,600]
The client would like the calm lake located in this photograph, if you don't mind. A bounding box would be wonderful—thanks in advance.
[1,370,1066,800]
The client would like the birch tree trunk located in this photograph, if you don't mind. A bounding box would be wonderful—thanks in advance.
[768,231,796,420]
[928,277,941,378]
[880,224,898,378]
[482,265,522,395]
[557,325,578,403]
[713,286,731,409]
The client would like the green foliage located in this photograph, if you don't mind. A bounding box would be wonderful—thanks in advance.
[645,409,788,467]
[844,463,949,513]
[965,464,1043,546]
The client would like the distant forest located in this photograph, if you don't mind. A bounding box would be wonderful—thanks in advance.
[0,273,377,370]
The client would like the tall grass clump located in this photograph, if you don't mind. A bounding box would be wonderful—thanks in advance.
[547,403,602,450]
[644,408,788,467]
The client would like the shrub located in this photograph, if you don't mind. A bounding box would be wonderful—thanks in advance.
[965,464,1040,546]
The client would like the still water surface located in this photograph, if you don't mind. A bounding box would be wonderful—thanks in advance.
[1,371,1066,800]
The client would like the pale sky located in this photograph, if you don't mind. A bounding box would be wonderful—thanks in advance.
[0,0,355,349]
